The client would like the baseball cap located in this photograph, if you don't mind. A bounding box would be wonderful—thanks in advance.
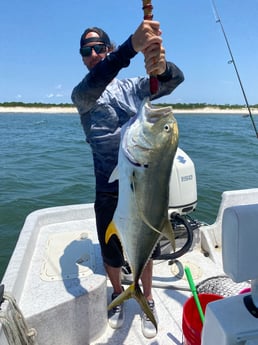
[80,27,111,48]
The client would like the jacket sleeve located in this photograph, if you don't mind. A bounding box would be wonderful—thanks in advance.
[150,61,185,101]
[71,36,137,115]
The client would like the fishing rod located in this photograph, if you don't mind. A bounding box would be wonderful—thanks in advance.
[142,0,159,94]
[211,0,258,138]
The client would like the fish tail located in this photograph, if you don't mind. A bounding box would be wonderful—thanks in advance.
[134,284,158,331]
[107,283,135,310]
[107,283,158,331]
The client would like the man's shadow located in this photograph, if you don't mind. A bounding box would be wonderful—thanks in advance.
[59,236,95,297]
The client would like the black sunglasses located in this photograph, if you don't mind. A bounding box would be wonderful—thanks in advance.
[80,44,107,57]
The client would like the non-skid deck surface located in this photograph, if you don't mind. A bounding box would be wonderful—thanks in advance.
[91,247,225,345]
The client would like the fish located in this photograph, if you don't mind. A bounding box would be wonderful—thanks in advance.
[105,98,179,330]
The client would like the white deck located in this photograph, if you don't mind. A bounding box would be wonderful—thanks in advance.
[92,245,224,345]
[1,188,258,345]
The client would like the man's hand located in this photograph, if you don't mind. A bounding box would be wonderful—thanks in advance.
[143,43,166,76]
[131,20,162,53]
[131,20,167,76]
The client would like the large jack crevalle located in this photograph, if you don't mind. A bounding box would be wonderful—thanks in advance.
[105,99,178,330]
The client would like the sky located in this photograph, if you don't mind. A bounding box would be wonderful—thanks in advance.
[0,0,258,105]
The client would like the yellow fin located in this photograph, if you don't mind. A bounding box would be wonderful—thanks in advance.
[105,220,119,244]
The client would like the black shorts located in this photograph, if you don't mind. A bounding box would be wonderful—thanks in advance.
[94,192,161,268]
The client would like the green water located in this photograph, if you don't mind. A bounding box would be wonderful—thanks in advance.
[1,112,257,280]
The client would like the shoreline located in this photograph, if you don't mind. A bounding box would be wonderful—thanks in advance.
[0,106,78,114]
[0,106,258,115]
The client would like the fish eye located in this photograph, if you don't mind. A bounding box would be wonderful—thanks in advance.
[164,124,170,132]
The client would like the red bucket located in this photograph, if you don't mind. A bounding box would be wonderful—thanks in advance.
[182,293,223,345]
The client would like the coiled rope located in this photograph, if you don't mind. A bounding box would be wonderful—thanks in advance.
[0,286,36,345]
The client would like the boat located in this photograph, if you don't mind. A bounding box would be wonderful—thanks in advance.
[0,148,257,345]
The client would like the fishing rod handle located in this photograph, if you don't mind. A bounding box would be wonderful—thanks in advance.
[142,0,159,94]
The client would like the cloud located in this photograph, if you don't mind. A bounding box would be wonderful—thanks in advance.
[16,94,22,99]
[45,93,64,99]
[46,93,54,98]
[55,84,62,90]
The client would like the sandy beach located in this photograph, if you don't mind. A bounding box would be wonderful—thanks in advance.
[0,106,258,115]
[0,106,78,114]
[174,107,258,114]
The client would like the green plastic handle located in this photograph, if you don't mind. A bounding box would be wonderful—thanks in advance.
[184,266,205,324]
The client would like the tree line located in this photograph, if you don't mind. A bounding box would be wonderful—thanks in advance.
[0,102,74,108]
[1,101,258,110]
[155,102,258,110]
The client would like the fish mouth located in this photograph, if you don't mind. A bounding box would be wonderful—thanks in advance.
[144,101,173,123]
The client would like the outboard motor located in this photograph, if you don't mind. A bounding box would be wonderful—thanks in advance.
[169,147,197,217]
[157,148,198,261]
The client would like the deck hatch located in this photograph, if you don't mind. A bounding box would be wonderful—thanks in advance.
[40,231,96,281]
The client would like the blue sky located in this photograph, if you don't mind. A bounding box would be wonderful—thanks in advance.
[1,0,258,105]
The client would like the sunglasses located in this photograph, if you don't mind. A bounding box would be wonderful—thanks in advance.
[80,44,107,57]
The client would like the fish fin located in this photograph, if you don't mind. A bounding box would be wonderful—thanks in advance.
[134,284,158,331]
[139,212,163,236]
[108,165,119,183]
[162,219,176,252]
[105,220,119,244]
[108,284,135,310]
[131,173,163,237]
[108,283,157,331]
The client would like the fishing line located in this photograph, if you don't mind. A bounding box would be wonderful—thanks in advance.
[211,0,258,138]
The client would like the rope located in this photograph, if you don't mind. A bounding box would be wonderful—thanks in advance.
[0,291,36,345]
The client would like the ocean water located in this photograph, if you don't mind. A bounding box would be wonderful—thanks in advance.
[1,111,258,280]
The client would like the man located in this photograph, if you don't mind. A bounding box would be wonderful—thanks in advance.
[72,20,184,338]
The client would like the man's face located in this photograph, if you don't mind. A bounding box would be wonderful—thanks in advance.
[81,32,108,70]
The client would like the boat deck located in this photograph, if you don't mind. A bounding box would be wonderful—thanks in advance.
[1,195,254,345]
[93,246,224,345]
